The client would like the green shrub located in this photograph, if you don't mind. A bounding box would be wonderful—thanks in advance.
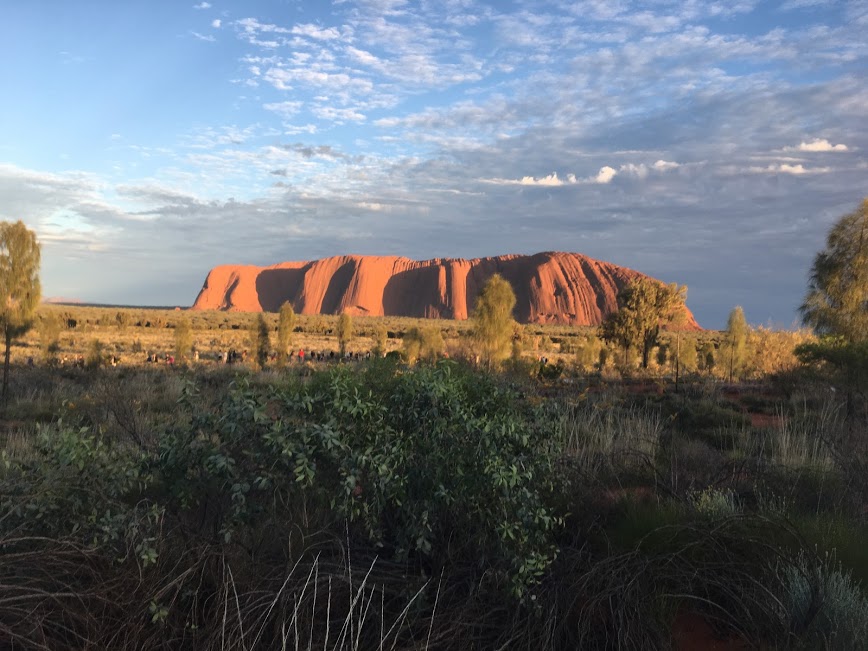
[691,487,739,519]
[86,338,105,368]
[0,421,149,546]
[154,361,560,598]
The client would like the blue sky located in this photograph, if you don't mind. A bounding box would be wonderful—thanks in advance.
[1,0,866,328]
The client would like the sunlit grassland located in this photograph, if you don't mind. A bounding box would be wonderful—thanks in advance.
[24,303,730,368]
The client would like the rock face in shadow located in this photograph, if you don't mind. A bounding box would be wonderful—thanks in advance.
[192,252,700,327]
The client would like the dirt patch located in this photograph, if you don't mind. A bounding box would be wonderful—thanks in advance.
[672,611,751,651]
[749,412,782,429]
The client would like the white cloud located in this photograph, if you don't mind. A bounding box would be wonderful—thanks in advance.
[193,2,211,8]
[779,0,831,10]
[617,163,649,179]
[191,31,216,42]
[594,166,618,184]
[480,172,564,186]
[291,24,341,40]
[523,173,563,186]
[263,67,373,93]
[211,19,222,29]
[311,106,366,123]
[788,138,849,152]
[749,163,832,175]
[778,163,807,174]
[480,160,682,187]
[237,17,291,35]
[263,100,303,119]
[347,46,381,67]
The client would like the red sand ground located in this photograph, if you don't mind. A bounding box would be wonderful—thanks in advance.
[672,611,751,650]
[192,251,701,327]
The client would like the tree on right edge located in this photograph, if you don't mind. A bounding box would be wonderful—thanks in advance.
[797,198,868,417]
[800,198,868,344]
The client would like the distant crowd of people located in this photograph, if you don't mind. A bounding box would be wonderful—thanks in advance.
[211,348,374,364]
[40,354,122,368]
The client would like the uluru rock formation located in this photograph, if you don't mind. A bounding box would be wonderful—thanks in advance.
[192,252,700,328]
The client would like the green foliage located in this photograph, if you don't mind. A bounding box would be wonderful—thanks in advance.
[511,323,527,363]
[0,221,42,339]
[675,340,699,373]
[671,396,749,446]
[796,338,868,401]
[336,311,353,355]
[472,274,517,370]
[86,339,105,369]
[155,363,559,597]
[801,198,868,343]
[115,310,131,331]
[747,326,812,377]
[698,342,715,373]
[276,301,295,365]
[37,310,63,363]
[173,316,193,363]
[0,420,149,543]
[254,313,270,368]
[723,306,749,382]
[601,278,687,369]
[372,323,388,357]
[691,487,739,519]
[574,334,603,371]
[0,220,41,406]
[402,325,444,363]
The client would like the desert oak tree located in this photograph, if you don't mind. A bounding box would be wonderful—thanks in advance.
[797,199,868,414]
[337,312,353,356]
[0,221,41,407]
[173,316,193,363]
[602,277,687,369]
[472,273,517,370]
[277,301,296,365]
[724,306,749,382]
[800,198,868,344]
[255,313,271,368]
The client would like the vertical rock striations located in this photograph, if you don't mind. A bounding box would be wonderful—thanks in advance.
[191,252,700,328]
